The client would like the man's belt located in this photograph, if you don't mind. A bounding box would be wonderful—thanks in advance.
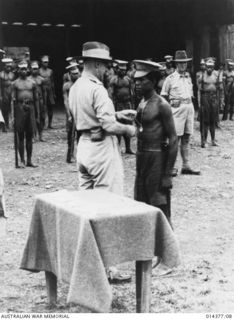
[170,98,192,107]
[137,140,163,152]
[80,127,107,142]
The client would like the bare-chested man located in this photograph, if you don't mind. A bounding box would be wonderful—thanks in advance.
[63,63,80,163]
[29,61,46,141]
[164,55,175,76]
[39,55,56,128]
[222,60,234,121]
[197,58,219,147]
[109,60,134,154]
[0,58,15,132]
[63,57,79,84]
[196,59,206,110]
[12,61,39,168]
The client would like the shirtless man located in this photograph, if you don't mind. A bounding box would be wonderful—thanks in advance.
[197,58,219,147]
[63,64,80,163]
[222,60,234,120]
[196,59,206,109]
[39,55,56,128]
[63,57,79,84]
[164,55,175,76]
[29,61,46,141]
[12,61,39,168]
[0,58,15,131]
[109,60,134,154]
[157,62,167,94]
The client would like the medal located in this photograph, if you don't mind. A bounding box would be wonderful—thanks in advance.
[136,99,148,133]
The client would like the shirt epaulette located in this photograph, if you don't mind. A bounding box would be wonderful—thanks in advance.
[167,72,176,79]
[89,78,103,85]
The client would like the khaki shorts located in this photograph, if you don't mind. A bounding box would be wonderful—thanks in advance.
[77,135,124,195]
[171,103,194,136]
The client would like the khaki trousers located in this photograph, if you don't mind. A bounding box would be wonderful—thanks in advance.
[76,135,124,195]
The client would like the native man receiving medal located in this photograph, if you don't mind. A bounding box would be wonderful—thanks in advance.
[133,60,178,227]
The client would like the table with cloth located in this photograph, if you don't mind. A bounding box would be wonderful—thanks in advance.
[20,189,180,312]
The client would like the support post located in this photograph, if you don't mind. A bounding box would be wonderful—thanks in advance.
[45,271,57,306]
[135,260,152,313]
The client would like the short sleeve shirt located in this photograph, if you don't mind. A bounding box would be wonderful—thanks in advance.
[161,70,193,100]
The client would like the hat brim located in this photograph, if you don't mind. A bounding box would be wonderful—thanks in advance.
[79,55,112,62]
[134,70,150,78]
[134,70,161,79]
[174,58,192,62]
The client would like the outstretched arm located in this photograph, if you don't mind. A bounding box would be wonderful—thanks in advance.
[94,85,136,137]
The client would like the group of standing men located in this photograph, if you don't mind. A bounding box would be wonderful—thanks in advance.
[67,42,203,278]
[196,57,234,148]
[0,51,56,167]
[1,41,232,279]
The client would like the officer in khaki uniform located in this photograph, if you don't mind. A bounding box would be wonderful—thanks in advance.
[69,42,136,194]
[161,50,200,176]
[69,41,136,283]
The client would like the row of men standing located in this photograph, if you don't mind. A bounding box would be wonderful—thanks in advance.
[196,58,234,148]
[0,53,55,167]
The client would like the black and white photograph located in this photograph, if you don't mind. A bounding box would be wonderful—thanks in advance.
[0,0,234,316]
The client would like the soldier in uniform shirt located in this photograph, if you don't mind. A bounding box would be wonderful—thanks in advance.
[161,50,200,176]
[0,58,15,132]
[39,55,56,128]
[69,41,135,283]
[222,59,234,121]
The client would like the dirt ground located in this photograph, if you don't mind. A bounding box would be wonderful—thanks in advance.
[0,110,234,314]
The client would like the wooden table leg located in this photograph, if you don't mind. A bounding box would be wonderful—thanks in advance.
[45,271,57,306]
[135,260,152,313]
